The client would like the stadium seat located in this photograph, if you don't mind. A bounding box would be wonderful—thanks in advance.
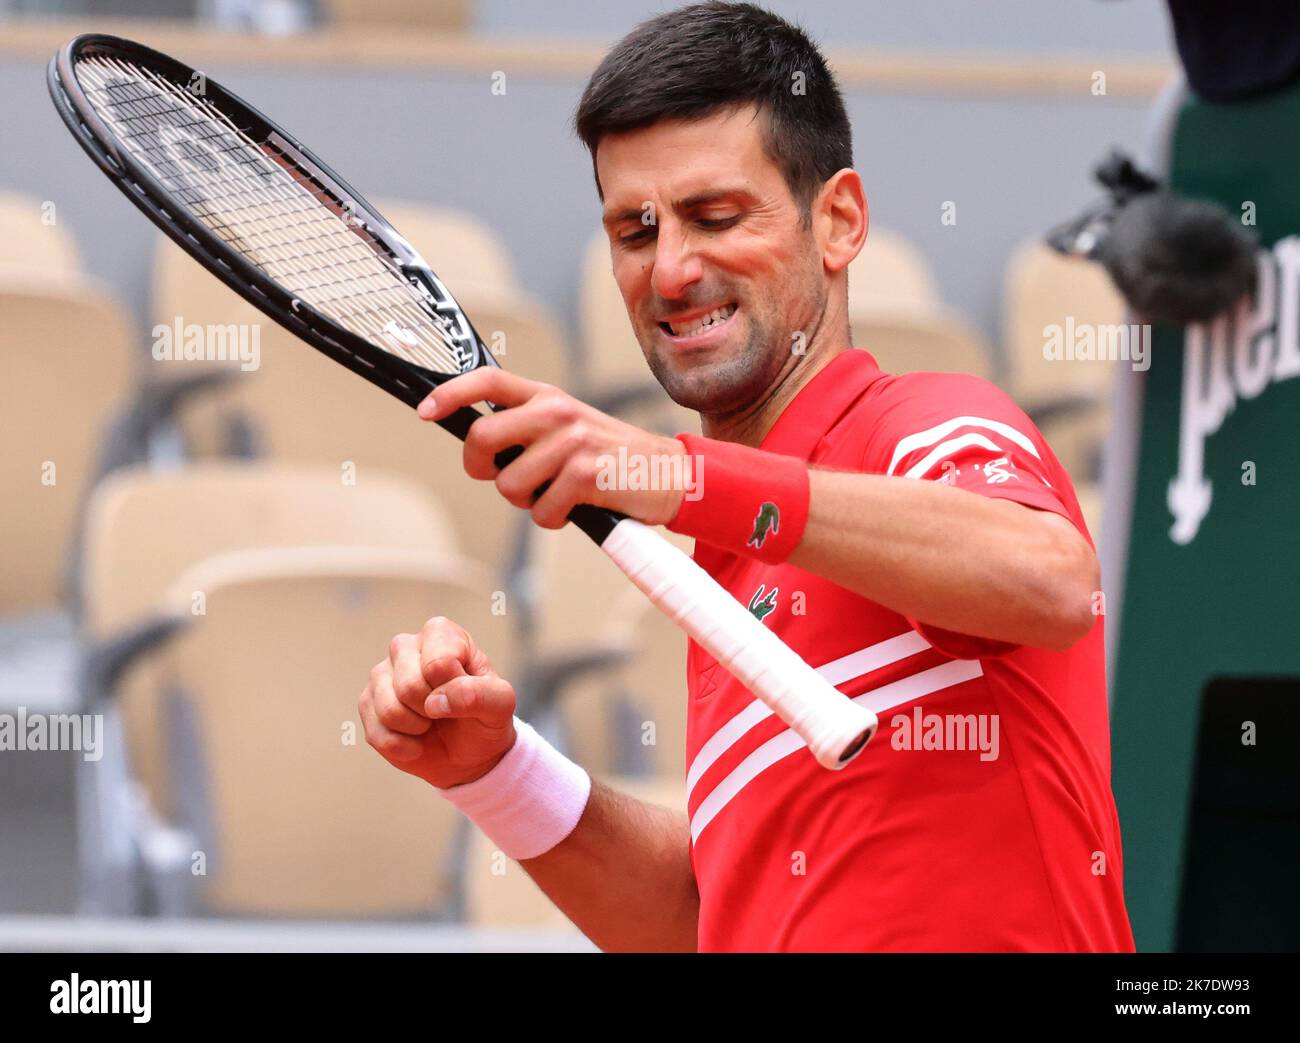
[847,227,941,318]
[850,312,995,381]
[0,284,134,616]
[370,203,573,387]
[452,282,574,391]
[172,312,528,572]
[524,524,692,778]
[1003,239,1125,402]
[372,200,520,298]
[149,546,508,917]
[559,593,690,781]
[80,462,462,822]
[152,236,250,335]
[0,191,83,286]
[1002,240,1126,481]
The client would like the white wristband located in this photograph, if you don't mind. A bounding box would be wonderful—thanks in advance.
[437,717,591,861]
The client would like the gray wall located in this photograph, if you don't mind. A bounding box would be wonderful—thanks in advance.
[0,3,1171,365]
[479,0,1173,54]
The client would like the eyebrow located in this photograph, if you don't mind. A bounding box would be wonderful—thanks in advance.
[601,187,753,227]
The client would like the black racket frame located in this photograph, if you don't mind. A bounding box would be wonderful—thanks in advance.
[48,33,618,543]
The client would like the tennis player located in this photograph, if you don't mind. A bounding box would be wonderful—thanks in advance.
[359,1,1135,952]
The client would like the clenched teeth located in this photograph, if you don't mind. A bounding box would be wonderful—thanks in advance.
[666,304,737,337]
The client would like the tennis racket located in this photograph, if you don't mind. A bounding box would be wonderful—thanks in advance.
[47,33,877,769]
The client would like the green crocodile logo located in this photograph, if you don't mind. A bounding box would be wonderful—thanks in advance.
[748,583,779,622]
[747,501,780,549]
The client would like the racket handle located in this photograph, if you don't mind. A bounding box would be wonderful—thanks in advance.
[600,518,877,770]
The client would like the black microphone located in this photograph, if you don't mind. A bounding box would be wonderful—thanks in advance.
[1046,150,1259,326]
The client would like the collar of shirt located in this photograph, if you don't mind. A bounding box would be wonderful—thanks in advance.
[759,348,887,461]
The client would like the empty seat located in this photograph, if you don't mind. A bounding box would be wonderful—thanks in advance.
[1002,240,1125,479]
[850,313,994,381]
[0,284,134,615]
[174,314,527,571]
[525,524,693,778]
[0,191,83,286]
[373,200,519,298]
[153,545,508,916]
[847,227,940,319]
[1003,239,1126,404]
[81,462,461,816]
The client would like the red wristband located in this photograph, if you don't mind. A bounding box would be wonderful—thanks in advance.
[667,433,810,563]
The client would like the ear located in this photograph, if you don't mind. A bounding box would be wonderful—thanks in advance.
[814,169,868,275]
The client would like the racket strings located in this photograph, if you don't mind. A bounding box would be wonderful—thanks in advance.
[75,54,465,375]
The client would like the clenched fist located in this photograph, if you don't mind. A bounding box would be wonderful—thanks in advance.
[358,616,516,789]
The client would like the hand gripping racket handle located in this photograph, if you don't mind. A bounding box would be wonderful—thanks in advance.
[600,518,877,769]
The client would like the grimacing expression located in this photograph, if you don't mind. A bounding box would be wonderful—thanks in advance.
[597,104,828,416]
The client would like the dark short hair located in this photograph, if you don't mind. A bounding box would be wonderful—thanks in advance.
[574,1,853,216]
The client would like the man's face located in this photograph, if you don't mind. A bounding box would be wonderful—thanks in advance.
[597,104,827,415]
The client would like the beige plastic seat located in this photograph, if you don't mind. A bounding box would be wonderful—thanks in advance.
[82,461,462,815]
[0,284,134,615]
[450,283,574,391]
[527,525,693,778]
[154,226,552,388]
[152,237,249,334]
[373,200,519,298]
[371,202,572,389]
[526,524,693,659]
[1002,241,1124,480]
[557,587,691,781]
[1003,239,1126,404]
[850,312,994,381]
[464,773,685,931]
[847,227,940,319]
[154,545,510,916]
[174,315,524,569]
[0,191,84,286]
[83,462,459,636]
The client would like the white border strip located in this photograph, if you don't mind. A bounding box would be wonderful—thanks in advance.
[686,631,932,798]
[885,415,1041,477]
[690,658,985,843]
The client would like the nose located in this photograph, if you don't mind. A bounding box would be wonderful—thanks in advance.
[649,218,703,302]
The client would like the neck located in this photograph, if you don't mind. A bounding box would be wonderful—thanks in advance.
[700,296,850,448]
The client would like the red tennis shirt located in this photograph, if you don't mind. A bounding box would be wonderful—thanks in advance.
[685,348,1134,952]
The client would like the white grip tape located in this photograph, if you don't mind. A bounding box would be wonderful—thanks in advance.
[601,518,877,770]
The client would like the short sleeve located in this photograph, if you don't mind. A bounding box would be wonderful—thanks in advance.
[862,372,1072,520]
[857,373,1079,659]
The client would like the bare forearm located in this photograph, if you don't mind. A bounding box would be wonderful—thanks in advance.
[520,779,698,952]
[791,470,1098,650]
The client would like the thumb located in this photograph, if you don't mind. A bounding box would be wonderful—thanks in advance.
[424,671,515,726]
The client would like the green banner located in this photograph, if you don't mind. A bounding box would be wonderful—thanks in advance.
[1110,80,1300,951]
